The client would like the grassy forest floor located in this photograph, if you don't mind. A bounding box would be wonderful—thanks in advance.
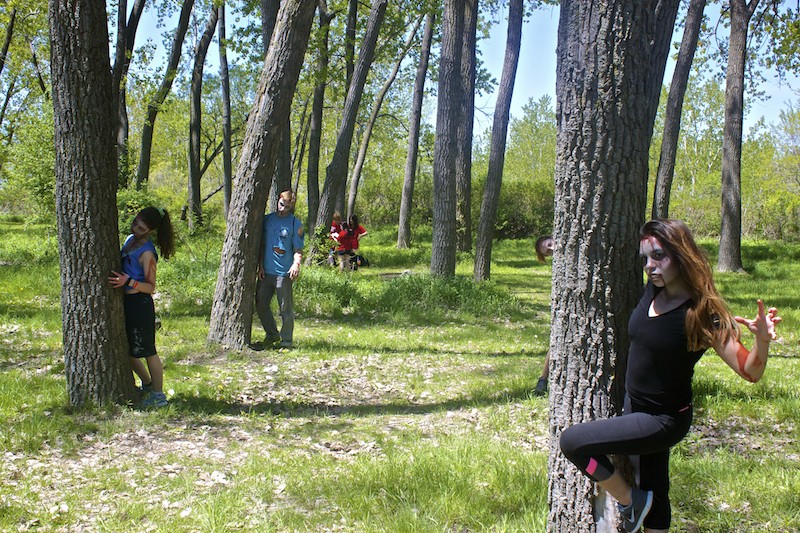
[0,220,799,532]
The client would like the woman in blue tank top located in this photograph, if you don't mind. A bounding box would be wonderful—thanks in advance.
[108,207,175,408]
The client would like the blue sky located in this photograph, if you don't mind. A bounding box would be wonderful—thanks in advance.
[476,3,799,136]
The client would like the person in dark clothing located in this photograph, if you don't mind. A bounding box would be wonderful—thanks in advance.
[559,219,781,533]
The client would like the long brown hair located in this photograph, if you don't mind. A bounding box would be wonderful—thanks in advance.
[640,219,738,351]
[138,207,175,260]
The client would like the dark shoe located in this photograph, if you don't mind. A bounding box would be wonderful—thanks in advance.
[533,376,548,396]
[141,391,168,408]
[619,487,653,533]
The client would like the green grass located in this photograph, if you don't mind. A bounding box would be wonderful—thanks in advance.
[0,219,798,531]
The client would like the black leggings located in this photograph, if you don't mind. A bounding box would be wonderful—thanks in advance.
[559,396,693,530]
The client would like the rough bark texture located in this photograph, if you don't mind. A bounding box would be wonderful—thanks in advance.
[313,0,388,249]
[188,7,219,230]
[347,16,421,218]
[455,0,477,253]
[306,5,334,233]
[49,0,135,407]
[431,0,464,276]
[718,0,759,273]
[652,0,706,219]
[474,0,522,281]
[135,0,195,188]
[219,2,233,217]
[397,12,434,249]
[548,1,679,531]
[207,0,316,349]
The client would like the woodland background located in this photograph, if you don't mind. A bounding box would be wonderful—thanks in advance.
[0,0,797,241]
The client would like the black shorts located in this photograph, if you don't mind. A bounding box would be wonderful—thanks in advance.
[124,293,157,358]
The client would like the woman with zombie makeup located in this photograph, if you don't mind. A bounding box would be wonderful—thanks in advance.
[560,219,780,533]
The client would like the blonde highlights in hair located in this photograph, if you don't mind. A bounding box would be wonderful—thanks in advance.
[640,219,738,351]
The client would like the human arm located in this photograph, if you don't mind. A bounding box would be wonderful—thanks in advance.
[712,300,781,383]
[288,250,302,280]
[108,250,157,294]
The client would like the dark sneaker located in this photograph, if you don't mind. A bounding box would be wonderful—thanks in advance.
[619,487,653,533]
[533,376,548,396]
[141,391,168,408]
[279,340,293,349]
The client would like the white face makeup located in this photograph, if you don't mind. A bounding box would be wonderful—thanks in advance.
[639,236,681,288]
[277,198,293,216]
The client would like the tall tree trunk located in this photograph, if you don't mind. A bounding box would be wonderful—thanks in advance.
[397,11,434,249]
[261,0,280,54]
[455,0,477,252]
[188,7,219,230]
[718,0,759,273]
[219,1,233,217]
[431,0,465,276]
[260,0,281,208]
[207,0,316,349]
[345,0,357,91]
[49,0,134,407]
[548,1,679,531]
[112,0,147,188]
[135,0,195,189]
[652,0,706,219]
[306,4,334,233]
[312,0,389,257]
[347,15,422,218]
[474,0,522,281]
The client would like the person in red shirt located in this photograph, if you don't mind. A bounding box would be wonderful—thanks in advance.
[335,214,367,271]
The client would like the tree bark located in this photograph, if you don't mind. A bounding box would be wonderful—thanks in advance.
[207,0,316,349]
[135,0,195,189]
[312,0,389,255]
[431,0,465,277]
[397,11,434,249]
[219,2,233,217]
[306,4,334,233]
[652,0,706,219]
[455,0,477,253]
[188,7,219,230]
[548,1,679,531]
[344,0,357,92]
[49,0,135,407]
[474,0,523,281]
[718,0,759,273]
[346,15,422,218]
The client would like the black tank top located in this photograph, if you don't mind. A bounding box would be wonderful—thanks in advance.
[626,282,707,412]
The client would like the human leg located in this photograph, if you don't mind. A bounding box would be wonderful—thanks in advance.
[275,275,294,346]
[129,356,151,387]
[256,276,280,341]
[560,402,691,532]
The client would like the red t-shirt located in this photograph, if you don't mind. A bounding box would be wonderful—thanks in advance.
[336,225,366,251]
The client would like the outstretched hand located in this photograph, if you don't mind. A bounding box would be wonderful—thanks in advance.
[734,300,781,343]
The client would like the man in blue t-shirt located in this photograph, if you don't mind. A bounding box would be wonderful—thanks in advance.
[255,190,304,348]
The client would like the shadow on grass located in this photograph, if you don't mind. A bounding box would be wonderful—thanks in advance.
[169,381,541,419]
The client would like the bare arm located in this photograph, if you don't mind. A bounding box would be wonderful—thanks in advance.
[712,300,781,383]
